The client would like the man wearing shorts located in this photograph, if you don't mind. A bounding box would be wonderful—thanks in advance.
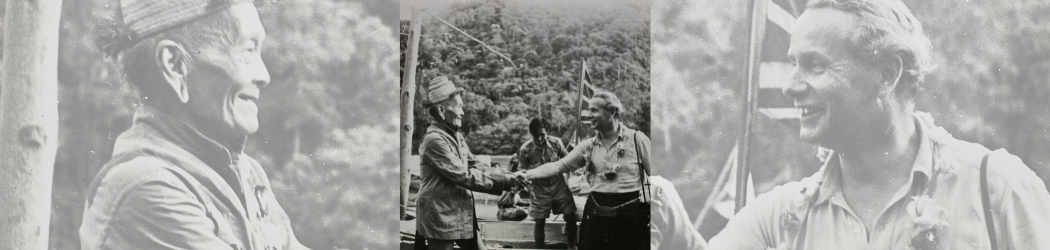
[517,118,577,249]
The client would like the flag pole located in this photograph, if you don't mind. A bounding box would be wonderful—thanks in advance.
[736,0,768,213]
[574,58,587,144]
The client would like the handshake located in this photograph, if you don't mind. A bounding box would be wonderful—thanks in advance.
[506,171,532,191]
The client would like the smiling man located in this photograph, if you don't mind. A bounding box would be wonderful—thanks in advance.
[416,76,523,250]
[80,0,311,249]
[519,92,651,250]
[707,0,1050,249]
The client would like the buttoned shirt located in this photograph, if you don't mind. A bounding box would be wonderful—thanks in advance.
[708,113,1050,250]
[416,123,512,240]
[518,136,570,194]
[80,106,307,250]
[531,123,650,193]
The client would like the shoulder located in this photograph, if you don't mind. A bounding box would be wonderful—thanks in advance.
[102,156,186,189]
[519,139,535,151]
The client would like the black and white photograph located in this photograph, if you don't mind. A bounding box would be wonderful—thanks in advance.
[651,0,1050,249]
[0,0,399,249]
[399,0,651,249]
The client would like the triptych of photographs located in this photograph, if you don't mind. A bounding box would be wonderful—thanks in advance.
[0,0,1047,249]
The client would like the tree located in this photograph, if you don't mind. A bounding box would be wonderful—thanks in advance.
[0,0,63,249]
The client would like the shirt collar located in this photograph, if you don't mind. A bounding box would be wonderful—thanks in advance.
[133,105,246,168]
[593,122,629,147]
[814,115,935,205]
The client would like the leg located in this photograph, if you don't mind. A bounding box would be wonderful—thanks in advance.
[535,218,547,249]
[455,238,480,250]
[564,213,577,250]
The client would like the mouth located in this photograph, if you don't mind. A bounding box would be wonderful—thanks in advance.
[797,104,826,119]
[237,93,258,102]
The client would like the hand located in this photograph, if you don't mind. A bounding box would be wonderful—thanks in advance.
[511,171,530,187]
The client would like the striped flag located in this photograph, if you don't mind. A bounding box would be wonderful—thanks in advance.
[756,0,806,122]
[569,59,597,147]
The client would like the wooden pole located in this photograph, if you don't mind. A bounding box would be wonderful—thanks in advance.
[0,0,63,248]
[736,0,766,213]
[400,6,423,221]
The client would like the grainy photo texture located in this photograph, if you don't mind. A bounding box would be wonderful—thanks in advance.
[399,0,651,249]
[0,0,399,249]
[651,0,1050,249]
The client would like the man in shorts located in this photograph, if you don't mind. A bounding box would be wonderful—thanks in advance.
[517,117,577,249]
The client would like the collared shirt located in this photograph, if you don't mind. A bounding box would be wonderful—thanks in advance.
[533,123,650,193]
[518,136,571,194]
[651,176,707,250]
[708,114,1050,250]
[416,123,511,240]
[80,106,307,250]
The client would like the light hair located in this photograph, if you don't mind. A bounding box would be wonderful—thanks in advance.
[808,0,933,98]
[592,92,623,114]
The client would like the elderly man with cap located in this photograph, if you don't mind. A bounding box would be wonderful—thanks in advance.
[80,0,312,249]
[416,76,524,250]
[707,0,1050,249]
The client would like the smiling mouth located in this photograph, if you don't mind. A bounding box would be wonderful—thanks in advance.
[798,105,826,118]
[238,94,258,102]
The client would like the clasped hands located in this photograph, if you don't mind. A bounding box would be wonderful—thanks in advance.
[507,171,531,191]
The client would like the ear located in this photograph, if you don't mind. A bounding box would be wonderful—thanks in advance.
[878,54,904,98]
[435,105,446,121]
[156,40,190,103]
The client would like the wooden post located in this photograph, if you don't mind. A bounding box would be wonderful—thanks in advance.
[736,0,766,213]
[401,6,423,221]
[0,0,64,248]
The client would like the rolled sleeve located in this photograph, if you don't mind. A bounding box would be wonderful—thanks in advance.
[708,183,798,250]
[990,152,1050,250]
[423,137,509,194]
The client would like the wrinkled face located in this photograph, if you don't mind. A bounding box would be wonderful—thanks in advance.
[785,9,885,148]
[187,3,269,137]
[441,95,465,129]
[588,98,616,131]
[532,127,548,144]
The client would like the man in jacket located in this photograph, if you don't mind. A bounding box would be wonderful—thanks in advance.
[416,76,523,250]
[80,0,311,249]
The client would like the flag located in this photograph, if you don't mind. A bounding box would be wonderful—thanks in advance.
[757,0,807,122]
[569,59,597,147]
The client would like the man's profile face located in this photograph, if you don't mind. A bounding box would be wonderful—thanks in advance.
[187,2,269,136]
[588,98,615,131]
[785,9,885,148]
[442,95,465,129]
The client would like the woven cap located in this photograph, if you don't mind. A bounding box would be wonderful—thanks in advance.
[427,76,464,105]
[98,0,254,58]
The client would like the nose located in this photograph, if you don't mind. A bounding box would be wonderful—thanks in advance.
[253,57,270,89]
[782,68,807,99]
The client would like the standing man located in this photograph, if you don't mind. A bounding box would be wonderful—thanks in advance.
[708,0,1050,249]
[517,118,577,249]
[519,92,650,250]
[81,0,312,249]
[417,76,522,250]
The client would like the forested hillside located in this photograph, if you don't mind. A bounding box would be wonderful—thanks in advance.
[401,0,652,155]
